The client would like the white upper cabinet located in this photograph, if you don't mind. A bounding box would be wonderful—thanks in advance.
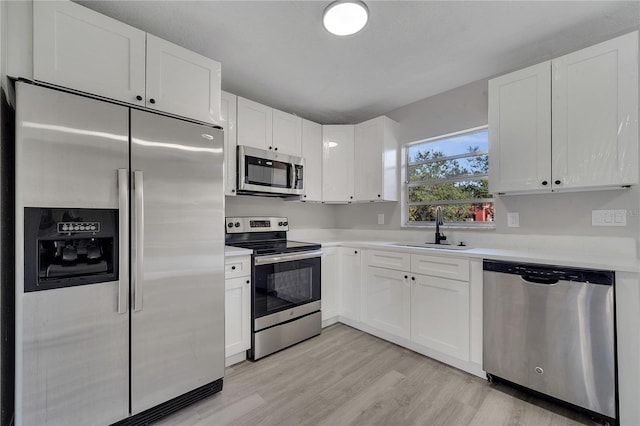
[237,97,272,151]
[552,32,638,190]
[322,125,355,203]
[31,1,221,125]
[221,91,238,196]
[273,110,302,157]
[488,62,551,193]
[33,0,146,106]
[145,34,221,125]
[237,97,303,156]
[301,119,323,202]
[354,116,399,201]
[489,31,638,194]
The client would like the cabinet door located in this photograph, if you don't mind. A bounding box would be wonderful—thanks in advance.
[340,247,362,321]
[225,276,251,358]
[552,31,638,189]
[355,117,383,201]
[237,97,272,151]
[273,109,302,156]
[145,34,222,125]
[321,247,340,322]
[301,119,323,202]
[363,266,411,339]
[33,0,146,106]
[322,125,355,203]
[488,61,551,193]
[222,91,238,196]
[411,274,469,361]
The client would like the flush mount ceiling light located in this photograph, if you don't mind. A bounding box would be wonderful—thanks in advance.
[323,0,369,36]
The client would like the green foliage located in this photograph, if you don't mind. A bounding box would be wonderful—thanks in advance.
[408,146,492,222]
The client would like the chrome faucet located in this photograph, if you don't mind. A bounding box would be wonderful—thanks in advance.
[434,206,447,244]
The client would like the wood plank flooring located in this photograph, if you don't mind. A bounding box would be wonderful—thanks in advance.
[156,324,597,426]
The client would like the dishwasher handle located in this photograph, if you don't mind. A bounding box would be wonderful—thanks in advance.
[521,275,559,285]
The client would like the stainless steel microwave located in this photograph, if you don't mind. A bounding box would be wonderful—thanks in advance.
[237,145,304,197]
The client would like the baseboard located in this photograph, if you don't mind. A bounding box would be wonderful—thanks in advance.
[337,316,485,379]
[225,351,247,367]
[322,316,339,328]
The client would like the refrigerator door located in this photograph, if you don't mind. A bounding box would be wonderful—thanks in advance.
[15,82,129,425]
[130,109,225,414]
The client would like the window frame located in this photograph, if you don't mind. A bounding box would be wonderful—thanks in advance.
[401,125,495,229]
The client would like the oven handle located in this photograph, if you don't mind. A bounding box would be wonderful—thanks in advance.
[254,250,323,266]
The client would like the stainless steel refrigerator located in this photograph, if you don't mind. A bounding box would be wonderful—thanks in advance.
[14,82,225,425]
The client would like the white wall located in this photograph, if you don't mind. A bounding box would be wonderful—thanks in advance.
[335,77,640,239]
[225,195,338,230]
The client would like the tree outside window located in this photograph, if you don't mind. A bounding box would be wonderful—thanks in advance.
[405,127,493,226]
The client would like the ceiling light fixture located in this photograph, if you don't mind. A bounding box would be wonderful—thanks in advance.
[323,0,369,36]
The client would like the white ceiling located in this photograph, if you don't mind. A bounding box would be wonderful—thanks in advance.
[76,1,639,124]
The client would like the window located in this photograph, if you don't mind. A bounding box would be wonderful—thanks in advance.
[404,126,494,227]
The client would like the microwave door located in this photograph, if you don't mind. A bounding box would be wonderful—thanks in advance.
[245,156,289,188]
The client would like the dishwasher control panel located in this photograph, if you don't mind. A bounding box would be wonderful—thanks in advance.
[483,260,614,285]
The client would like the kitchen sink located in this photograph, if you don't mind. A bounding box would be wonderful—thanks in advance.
[387,242,472,250]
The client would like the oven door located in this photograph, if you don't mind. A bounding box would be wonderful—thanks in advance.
[253,250,322,330]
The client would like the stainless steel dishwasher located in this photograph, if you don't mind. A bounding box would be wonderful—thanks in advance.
[483,260,616,421]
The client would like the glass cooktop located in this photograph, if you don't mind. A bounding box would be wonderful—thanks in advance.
[226,240,321,255]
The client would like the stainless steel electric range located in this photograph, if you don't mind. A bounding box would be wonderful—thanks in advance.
[225,217,322,360]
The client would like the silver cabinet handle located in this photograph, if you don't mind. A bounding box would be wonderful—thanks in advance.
[254,250,323,266]
[133,170,144,312]
[117,169,129,314]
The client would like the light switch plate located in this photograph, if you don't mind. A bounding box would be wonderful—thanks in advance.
[507,212,519,227]
[592,209,627,226]
[377,214,385,225]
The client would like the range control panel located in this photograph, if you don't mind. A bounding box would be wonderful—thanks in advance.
[57,222,101,233]
[225,217,288,233]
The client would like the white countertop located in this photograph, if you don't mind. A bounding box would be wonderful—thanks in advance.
[318,240,639,272]
[224,245,253,257]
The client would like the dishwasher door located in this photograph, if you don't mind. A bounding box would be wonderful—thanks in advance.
[483,260,615,419]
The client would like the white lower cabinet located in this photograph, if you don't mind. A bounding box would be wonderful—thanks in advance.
[363,266,411,339]
[355,249,477,374]
[225,276,251,359]
[410,274,470,361]
[339,247,362,321]
[321,247,340,324]
[225,255,251,366]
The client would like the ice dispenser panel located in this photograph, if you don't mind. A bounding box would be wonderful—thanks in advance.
[24,208,119,292]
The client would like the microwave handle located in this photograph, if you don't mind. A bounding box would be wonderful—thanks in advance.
[289,164,296,189]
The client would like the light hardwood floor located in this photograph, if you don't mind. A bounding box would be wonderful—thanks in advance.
[156,324,597,426]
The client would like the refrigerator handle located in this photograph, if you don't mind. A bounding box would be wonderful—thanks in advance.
[133,170,144,312]
[117,169,129,314]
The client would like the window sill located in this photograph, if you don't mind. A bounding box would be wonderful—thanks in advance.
[401,222,496,230]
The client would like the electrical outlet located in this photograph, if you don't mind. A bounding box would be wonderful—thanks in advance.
[592,209,627,226]
[507,212,519,227]
[377,214,385,225]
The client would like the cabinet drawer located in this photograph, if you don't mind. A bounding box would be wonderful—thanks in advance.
[365,250,411,271]
[410,254,469,282]
[225,256,251,278]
